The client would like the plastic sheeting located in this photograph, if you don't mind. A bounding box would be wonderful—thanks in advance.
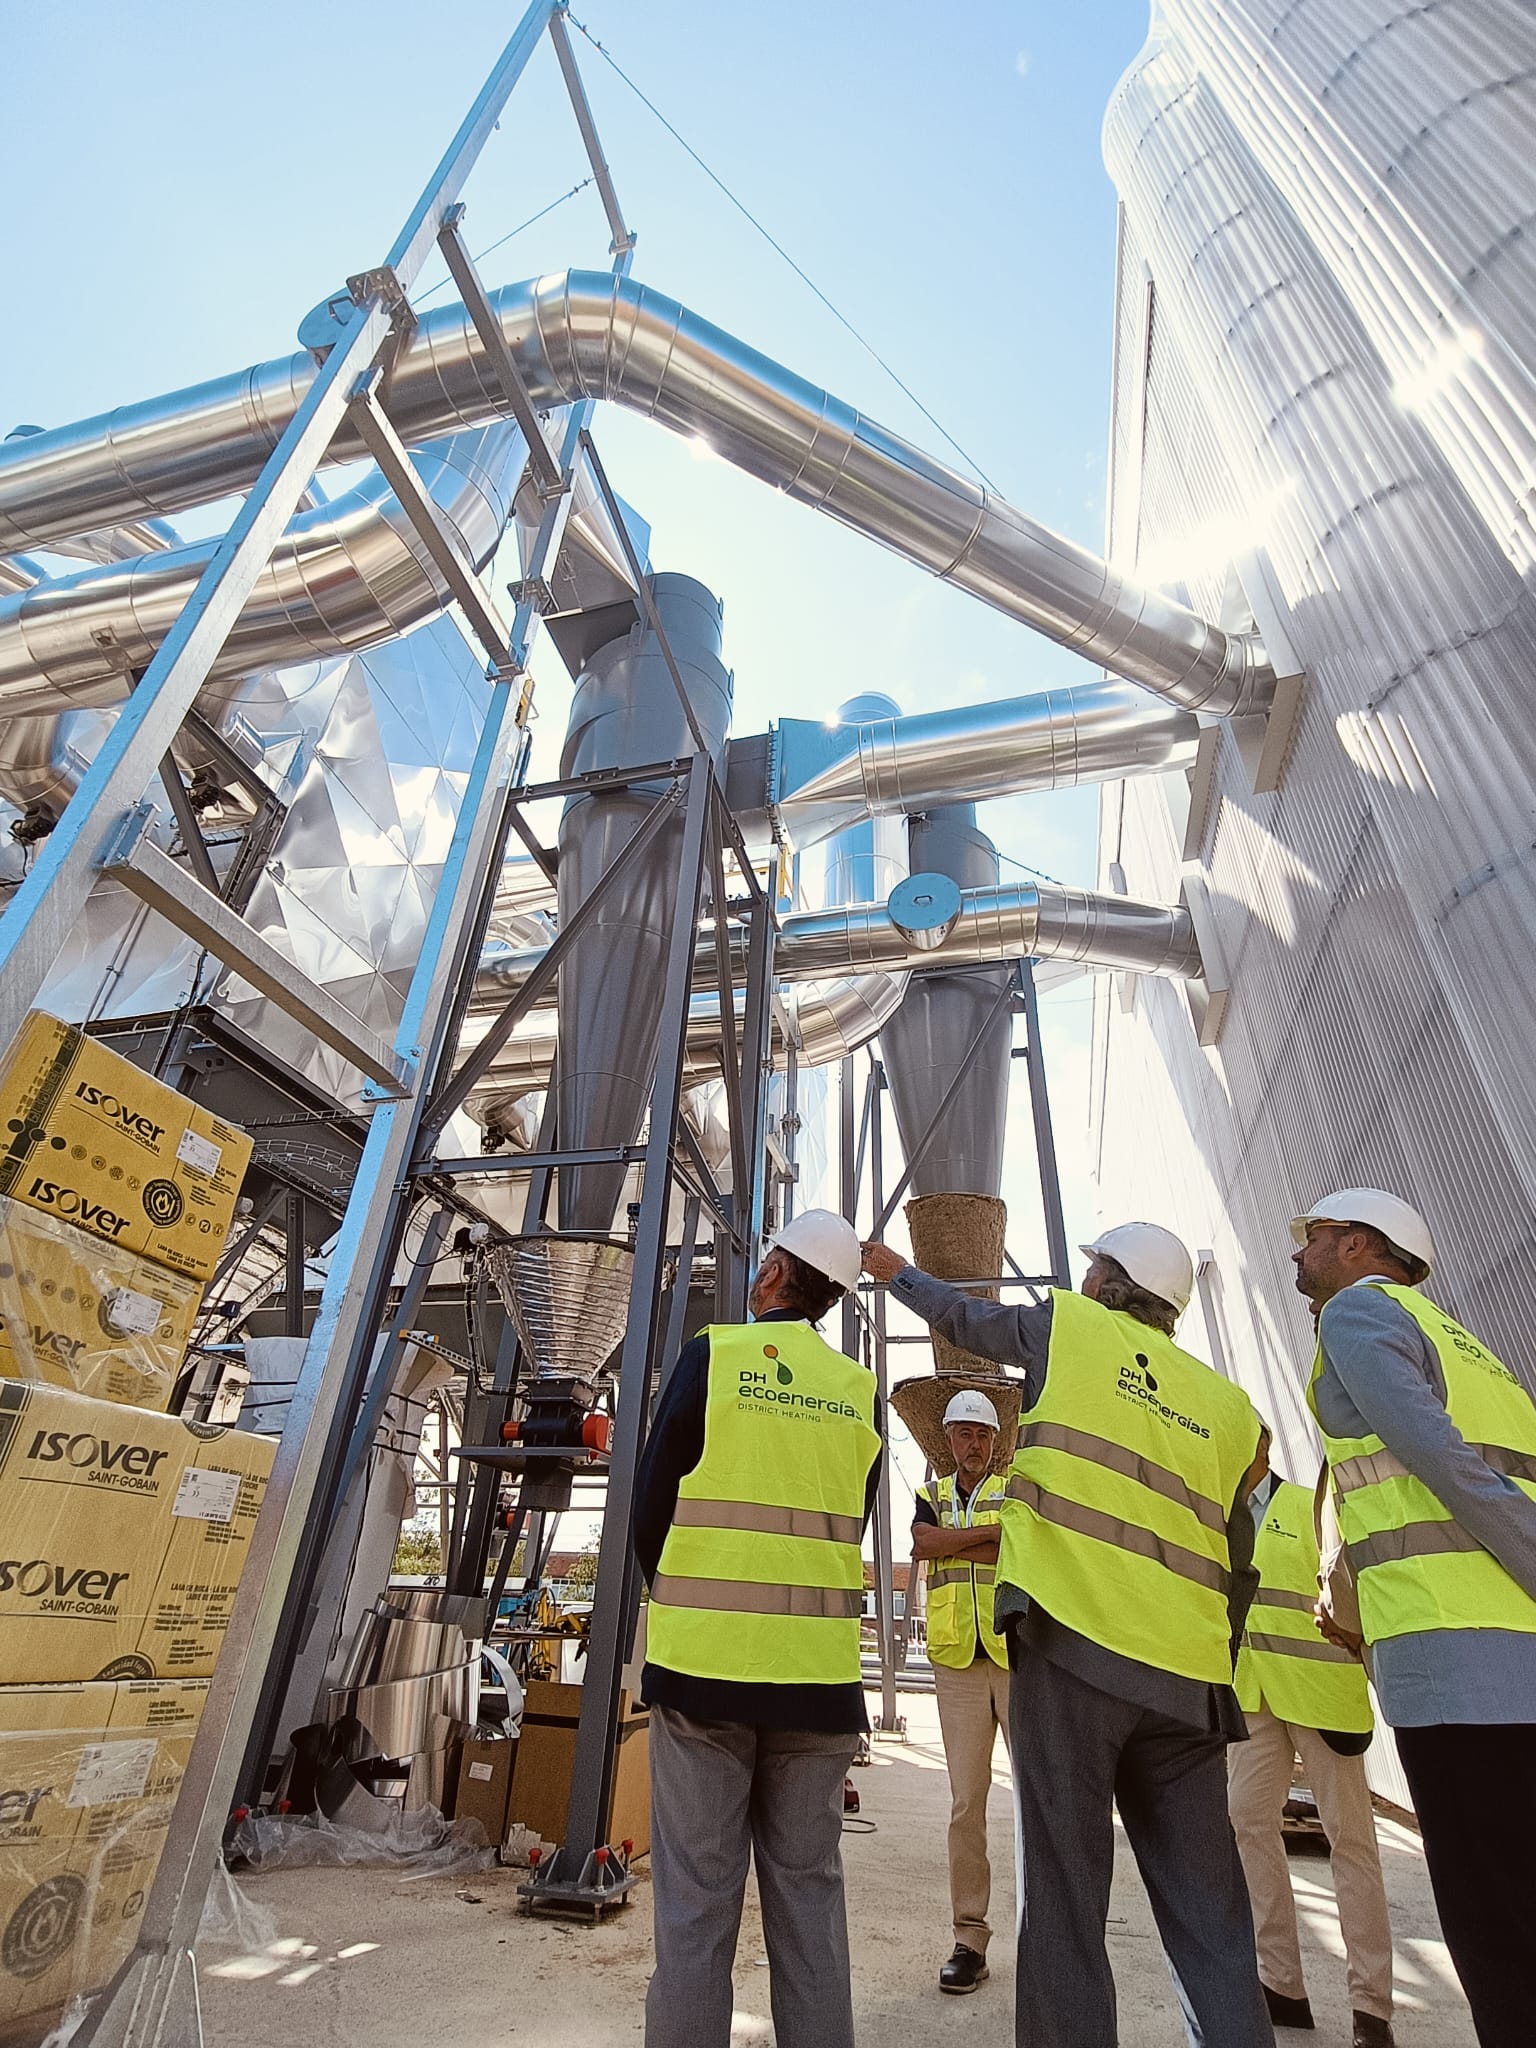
[228,1805,494,1879]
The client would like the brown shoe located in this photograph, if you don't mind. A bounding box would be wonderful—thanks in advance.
[1352,2016,1394,2048]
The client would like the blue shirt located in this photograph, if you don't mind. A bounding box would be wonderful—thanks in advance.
[1314,1278,1536,1727]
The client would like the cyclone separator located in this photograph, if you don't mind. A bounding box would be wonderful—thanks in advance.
[485,1233,636,1386]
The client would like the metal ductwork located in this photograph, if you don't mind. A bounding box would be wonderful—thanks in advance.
[768,682,1200,848]
[0,273,1274,715]
[554,572,733,1230]
[476,872,1203,1012]
[465,868,1201,1115]
[0,424,526,733]
[880,807,1013,1199]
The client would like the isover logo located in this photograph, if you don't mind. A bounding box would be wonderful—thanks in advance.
[0,1783,51,1834]
[20,1325,88,1370]
[737,1345,858,1420]
[24,1178,131,1239]
[0,1557,129,1611]
[1116,1352,1211,1440]
[25,1427,168,1492]
[72,1081,166,1146]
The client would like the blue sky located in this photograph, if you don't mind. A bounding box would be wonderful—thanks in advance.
[2,1,1152,1283]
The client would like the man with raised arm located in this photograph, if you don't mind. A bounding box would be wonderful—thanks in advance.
[863,1223,1272,2048]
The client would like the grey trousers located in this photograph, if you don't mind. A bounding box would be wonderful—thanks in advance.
[645,1704,860,2048]
[1009,1640,1275,2048]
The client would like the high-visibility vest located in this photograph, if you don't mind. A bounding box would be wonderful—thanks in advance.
[647,1321,881,1685]
[997,1289,1262,1684]
[921,1471,1008,1670]
[1235,1478,1373,1731]
[1309,1283,1536,1647]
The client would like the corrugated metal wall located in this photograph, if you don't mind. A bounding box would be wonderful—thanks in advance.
[1093,4,1536,1799]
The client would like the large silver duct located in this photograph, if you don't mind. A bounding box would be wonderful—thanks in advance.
[476,872,1203,1009]
[880,807,1013,1198]
[554,573,733,1230]
[771,682,1199,847]
[0,424,525,733]
[0,273,1273,715]
[466,869,1201,1111]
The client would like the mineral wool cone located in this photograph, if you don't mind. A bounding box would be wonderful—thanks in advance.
[905,1192,1008,1378]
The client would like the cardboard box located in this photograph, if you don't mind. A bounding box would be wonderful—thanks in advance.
[509,1682,650,1859]
[0,1200,202,1412]
[0,1679,207,2036]
[451,1736,516,1845]
[0,1381,275,1684]
[0,1015,253,1283]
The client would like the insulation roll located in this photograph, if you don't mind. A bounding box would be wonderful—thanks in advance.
[905,1191,1008,1377]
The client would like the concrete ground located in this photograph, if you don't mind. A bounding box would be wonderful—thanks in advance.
[198,1695,1476,2047]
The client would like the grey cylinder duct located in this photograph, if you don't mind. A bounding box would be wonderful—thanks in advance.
[771,682,1199,848]
[0,424,526,734]
[0,274,1273,715]
[880,807,1012,1199]
[555,573,733,1230]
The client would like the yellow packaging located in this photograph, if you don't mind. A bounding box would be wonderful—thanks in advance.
[0,1678,207,2035]
[0,1200,202,1412]
[0,1382,275,1685]
[0,1015,253,1283]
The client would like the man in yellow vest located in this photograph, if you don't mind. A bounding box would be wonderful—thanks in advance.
[912,1387,1010,1994]
[864,1222,1273,2048]
[633,1208,882,2048]
[1228,1461,1394,2046]
[1292,1187,1536,2048]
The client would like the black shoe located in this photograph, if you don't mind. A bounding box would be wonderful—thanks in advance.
[939,1945,988,1994]
[1262,1984,1315,2030]
[1352,2016,1394,2048]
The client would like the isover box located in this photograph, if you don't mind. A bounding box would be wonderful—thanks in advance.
[0,1014,253,1283]
[0,1201,202,1413]
[0,1382,275,1685]
[0,1678,207,2035]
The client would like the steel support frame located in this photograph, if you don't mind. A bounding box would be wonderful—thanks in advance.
[523,752,715,1910]
[63,7,600,2039]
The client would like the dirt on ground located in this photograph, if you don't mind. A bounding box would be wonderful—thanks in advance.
[197,1694,1476,2047]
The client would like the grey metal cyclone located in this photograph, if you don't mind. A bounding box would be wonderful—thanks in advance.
[880,806,1013,1198]
[0,273,1273,714]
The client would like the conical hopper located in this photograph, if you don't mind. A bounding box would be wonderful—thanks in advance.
[485,1235,635,1385]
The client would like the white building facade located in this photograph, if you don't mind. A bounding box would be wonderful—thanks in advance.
[1093,1,1536,1488]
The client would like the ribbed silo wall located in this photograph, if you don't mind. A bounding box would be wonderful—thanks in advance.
[1092,2,1536,1494]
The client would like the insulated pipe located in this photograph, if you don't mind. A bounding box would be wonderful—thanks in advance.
[467,872,1201,1119]
[0,274,1273,715]
[772,681,1200,846]
[0,424,526,724]
[470,966,914,1111]
[476,873,1203,1002]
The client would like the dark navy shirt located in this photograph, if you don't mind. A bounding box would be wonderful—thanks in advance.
[634,1309,884,1732]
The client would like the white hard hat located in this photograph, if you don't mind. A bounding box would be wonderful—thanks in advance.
[1080,1222,1195,1314]
[943,1389,1000,1431]
[766,1209,861,1293]
[1289,1189,1434,1279]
